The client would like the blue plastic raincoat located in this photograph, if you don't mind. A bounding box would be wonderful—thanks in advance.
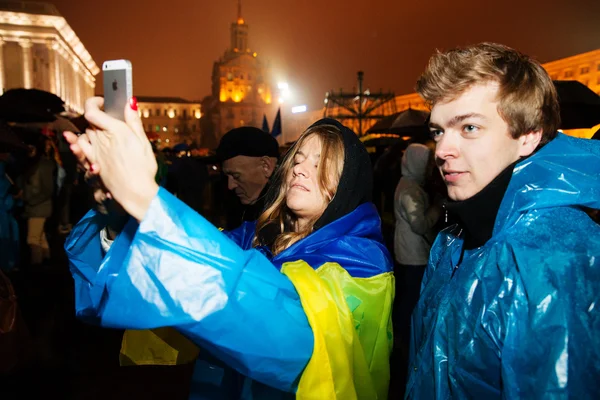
[65,192,394,399]
[406,134,600,398]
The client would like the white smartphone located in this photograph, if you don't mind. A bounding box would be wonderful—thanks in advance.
[103,59,132,121]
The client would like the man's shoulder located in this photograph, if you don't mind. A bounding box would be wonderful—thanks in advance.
[499,206,600,276]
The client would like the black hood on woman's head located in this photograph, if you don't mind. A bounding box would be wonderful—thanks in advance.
[310,118,373,231]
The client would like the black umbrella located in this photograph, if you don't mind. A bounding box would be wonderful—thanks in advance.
[553,80,600,129]
[0,88,64,123]
[367,108,430,135]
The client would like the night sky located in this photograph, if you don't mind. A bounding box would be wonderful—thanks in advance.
[31,0,600,109]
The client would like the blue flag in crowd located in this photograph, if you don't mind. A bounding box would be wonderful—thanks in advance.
[271,108,282,138]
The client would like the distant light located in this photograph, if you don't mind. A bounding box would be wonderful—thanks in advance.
[291,105,307,114]
[166,139,170,143]
[278,97,284,104]
[253,52,257,57]
[277,82,289,90]
[162,126,168,132]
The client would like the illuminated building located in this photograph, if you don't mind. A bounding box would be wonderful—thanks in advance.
[543,48,600,95]
[201,0,274,148]
[0,1,99,113]
[137,96,202,147]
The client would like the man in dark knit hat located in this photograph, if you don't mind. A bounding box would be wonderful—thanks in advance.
[216,127,279,224]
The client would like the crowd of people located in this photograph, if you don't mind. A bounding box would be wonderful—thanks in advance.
[1,42,600,399]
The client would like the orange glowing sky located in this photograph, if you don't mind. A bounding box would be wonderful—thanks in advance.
[35,0,600,109]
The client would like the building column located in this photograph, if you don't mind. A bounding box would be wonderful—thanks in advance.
[19,38,33,89]
[0,37,5,95]
[45,39,57,94]
[54,45,62,98]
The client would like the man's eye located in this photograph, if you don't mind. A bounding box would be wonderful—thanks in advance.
[464,125,478,133]
[430,130,443,140]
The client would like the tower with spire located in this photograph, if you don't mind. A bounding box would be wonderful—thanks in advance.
[200,0,274,148]
[229,0,248,53]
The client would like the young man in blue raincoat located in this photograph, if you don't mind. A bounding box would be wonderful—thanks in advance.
[406,42,600,398]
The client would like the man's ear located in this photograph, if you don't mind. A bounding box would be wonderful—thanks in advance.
[518,129,543,157]
[261,156,276,178]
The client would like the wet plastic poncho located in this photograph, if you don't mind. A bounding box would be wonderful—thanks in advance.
[406,134,600,398]
[65,190,394,399]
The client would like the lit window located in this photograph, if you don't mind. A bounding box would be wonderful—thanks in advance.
[174,127,179,133]
[143,109,150,118]
[163,126,168,132]
[155,125,160,132]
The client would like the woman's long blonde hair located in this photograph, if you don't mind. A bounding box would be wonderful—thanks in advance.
[253,124,345,255]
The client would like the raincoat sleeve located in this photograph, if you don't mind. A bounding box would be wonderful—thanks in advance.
[65,188,314,392]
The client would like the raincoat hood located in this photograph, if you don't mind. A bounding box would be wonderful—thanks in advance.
[495,133,600,233]
[401,143,431,184]
[307,118,373,231]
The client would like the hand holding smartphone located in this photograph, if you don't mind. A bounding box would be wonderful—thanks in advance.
[102,59,132,121]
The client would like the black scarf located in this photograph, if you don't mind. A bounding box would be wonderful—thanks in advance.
[445,161,517,250]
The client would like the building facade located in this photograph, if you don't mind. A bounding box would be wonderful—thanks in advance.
[200,1,274,148]
[543,49,600,95]
[137,96,202,148]
[0,1,99,113]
